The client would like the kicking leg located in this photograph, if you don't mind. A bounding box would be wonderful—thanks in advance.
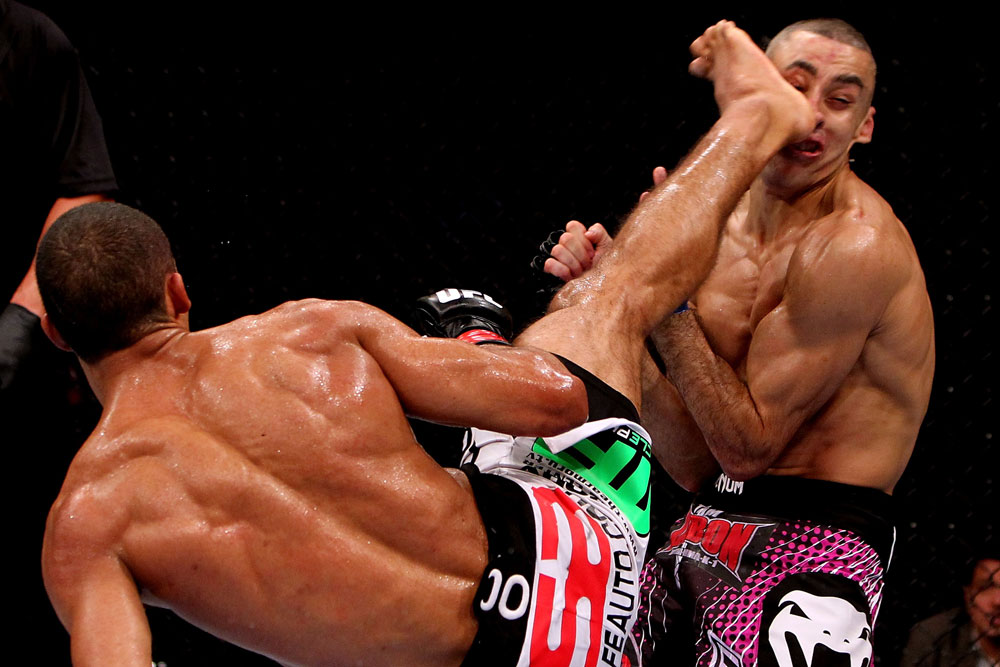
[519,21,812,409]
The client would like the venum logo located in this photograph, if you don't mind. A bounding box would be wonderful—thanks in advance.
[714,473,744,495]
[766,591,871,667]
[759,574,875,667]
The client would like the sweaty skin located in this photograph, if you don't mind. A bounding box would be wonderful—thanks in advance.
[548,29,935,494]
[657,31,934,493]
[43,299,587,667]
[41,21,816,667]
[668,166,934,491]
[520,21,813,405]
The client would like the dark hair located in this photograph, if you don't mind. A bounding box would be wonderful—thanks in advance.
[964,549,1000,586]
[36,202,177,362]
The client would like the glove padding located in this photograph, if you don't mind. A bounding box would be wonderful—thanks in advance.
[1,303,42,391]
[415,289,512,345]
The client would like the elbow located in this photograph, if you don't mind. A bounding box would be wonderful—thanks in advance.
[718,464,763,482]
[717,454,773,482]
[662,452,722,493]
[712,436,780,482]
[672,470,711,494]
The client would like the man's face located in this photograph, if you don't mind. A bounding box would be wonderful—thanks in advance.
[761,30,876,197]
[965,558,1000,639]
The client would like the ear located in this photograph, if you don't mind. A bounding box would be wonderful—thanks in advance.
[40,312,73,352]
[853,106,875,145]
[164,272,192,319]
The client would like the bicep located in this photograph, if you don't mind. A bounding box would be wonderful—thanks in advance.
[746,305,867,440]
[745,243,891,442]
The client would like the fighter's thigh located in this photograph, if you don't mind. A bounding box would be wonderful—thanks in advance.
[517,303,642,407]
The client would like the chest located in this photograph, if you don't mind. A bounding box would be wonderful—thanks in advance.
[692,237,797,368]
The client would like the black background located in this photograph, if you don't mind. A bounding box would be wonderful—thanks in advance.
[10,3,994,664]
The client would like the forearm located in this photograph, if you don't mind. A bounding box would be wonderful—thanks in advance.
[66,593,152,666]
[641,349,719,492]
[356,297,589,438]
[404,289,588,435]
[400,341,588,436]
[71,630,151,667]
[50,557,152,667]
[653,311,780,480]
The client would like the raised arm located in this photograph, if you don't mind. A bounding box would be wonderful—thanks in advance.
[653,217,903,480]
[340,301,589,436]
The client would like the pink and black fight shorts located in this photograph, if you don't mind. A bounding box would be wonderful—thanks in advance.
[629,473,896,667]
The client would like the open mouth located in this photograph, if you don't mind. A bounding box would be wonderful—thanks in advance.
[787,139,823,158]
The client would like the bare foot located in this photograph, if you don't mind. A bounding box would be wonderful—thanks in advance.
[689,21,813,146]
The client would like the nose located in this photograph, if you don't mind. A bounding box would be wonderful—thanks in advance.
[808,94,825,130]
[976,586,1000,613]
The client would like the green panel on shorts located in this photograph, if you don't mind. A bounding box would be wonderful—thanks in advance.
[532,426,651,536]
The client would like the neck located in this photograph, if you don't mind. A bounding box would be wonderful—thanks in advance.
[745,162,852,242]
[81,324,188,405]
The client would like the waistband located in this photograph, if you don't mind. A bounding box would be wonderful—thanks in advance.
[696,474,897,562]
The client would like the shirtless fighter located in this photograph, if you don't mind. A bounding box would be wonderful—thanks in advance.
[542,18,935,667]
[38,22,813,667]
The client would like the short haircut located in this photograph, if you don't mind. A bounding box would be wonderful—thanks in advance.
[964,550,1000,587]
[36,202,177,362]
[765,18,876,105]
[766,18,873,58]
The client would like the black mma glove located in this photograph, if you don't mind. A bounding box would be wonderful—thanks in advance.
[1,303,42,391]
[414,289,513,345]
[529,228,565,274]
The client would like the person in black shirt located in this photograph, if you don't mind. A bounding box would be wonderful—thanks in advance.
[1,2,116,662]
[1,0,117,392]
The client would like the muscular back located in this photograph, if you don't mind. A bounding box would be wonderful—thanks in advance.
[692,170,935,492]
[44,300,492,666]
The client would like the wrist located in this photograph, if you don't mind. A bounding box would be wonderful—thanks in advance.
[456,329,510,346]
